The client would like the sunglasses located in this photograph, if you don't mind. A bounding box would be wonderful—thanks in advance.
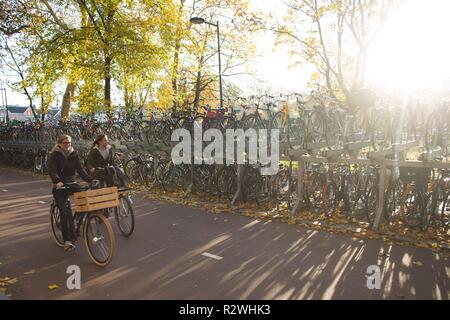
[62,141,72,145]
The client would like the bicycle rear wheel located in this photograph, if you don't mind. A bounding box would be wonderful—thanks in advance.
[114,195,135,237]
[323,181,338,217]
[365,185,378,224]
[34,153,44,173]
[84,212,115,267]
[216,165,237,200]
[425,112,443,153]
[403,186,425,229]
[125,158,145,185]
[50,202,65,247]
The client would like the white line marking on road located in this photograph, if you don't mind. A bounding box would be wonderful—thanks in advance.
[37,201,46,204]
[201,252,223,260]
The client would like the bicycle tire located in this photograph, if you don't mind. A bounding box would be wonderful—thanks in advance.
[50,202,65,247]
[114,195,135,237]
[84,212,115,267]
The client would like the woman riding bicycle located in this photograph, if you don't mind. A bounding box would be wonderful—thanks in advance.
[87,134,127,188]
[86,134,114,187]
[48,134,93,251]
[87,134,134,237]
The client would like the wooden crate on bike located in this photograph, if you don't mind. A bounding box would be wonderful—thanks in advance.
[73,187,119,213]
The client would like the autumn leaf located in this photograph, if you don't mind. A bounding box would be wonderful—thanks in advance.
[48,284,59,290]
[0,277,18,287]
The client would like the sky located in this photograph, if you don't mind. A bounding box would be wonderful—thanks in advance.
[3,0,450,106]
[237,0,312,94]
[366,0,450,91]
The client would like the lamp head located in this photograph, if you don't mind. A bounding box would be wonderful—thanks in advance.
[189,17,205,24]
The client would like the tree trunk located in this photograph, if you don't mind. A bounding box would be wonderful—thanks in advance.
[124,85,129,110]
[104,55,112,117]
[193,69,202,111]
[172,37,181,112]
[171,0,185,112]
[193,36,208,111]
[41,96,45,122]
[61,83,75,119]
[358,46,368,89]
[26,94,39,122]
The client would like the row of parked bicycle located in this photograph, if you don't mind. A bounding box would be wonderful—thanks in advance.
[0,139,449,234]
[1,92,449,154]
[1,91,450,234]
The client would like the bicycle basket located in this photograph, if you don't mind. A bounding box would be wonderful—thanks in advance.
[206,109,224,119]
[73,187,119,213]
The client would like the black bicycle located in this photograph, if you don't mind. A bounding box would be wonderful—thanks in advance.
[50,182,115,267]
[95,166,135,237]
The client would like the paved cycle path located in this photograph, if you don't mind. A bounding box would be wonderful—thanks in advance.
[0,168,449,299]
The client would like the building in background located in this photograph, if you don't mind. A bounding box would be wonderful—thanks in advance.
[6,106,34,121]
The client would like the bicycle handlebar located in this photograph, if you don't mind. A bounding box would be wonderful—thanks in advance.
[57,180,100,191]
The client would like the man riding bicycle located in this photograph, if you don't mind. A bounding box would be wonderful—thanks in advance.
[48,134,94,251]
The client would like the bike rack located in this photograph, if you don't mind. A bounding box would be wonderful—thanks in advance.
[418,147,443,162]
[3,136,450,233]
[288,138,450,230]
[344,141,371,159]
[367,141,419,161]
[305,142,327,155]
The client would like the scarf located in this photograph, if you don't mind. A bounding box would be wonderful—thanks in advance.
[95,144,111,160]
[51,144,74,159]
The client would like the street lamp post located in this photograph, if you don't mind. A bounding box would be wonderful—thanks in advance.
[0,88,8,124]
[189,17,224,110]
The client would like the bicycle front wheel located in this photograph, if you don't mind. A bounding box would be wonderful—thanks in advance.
[84,212,115,267]
[114,195,135,237]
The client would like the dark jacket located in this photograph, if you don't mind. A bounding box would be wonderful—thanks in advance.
[48,145,92,185]
[86,146,114,172]
[86,146,127,187]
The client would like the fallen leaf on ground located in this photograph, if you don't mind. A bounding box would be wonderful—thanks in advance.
[378,253,390,258]
[0,277,18,287]
[412,261,423,266]
[24,270,35,275]
[48,284,59,290]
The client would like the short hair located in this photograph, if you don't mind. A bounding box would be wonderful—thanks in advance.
[57,134,71,144]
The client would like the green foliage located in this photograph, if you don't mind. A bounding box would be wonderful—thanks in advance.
[0,0,258,115]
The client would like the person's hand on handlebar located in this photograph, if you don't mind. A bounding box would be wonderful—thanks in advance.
[90,179,101,189]
[56,182,64,189]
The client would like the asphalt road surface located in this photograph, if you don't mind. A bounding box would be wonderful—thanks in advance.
[0,167,449,299]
